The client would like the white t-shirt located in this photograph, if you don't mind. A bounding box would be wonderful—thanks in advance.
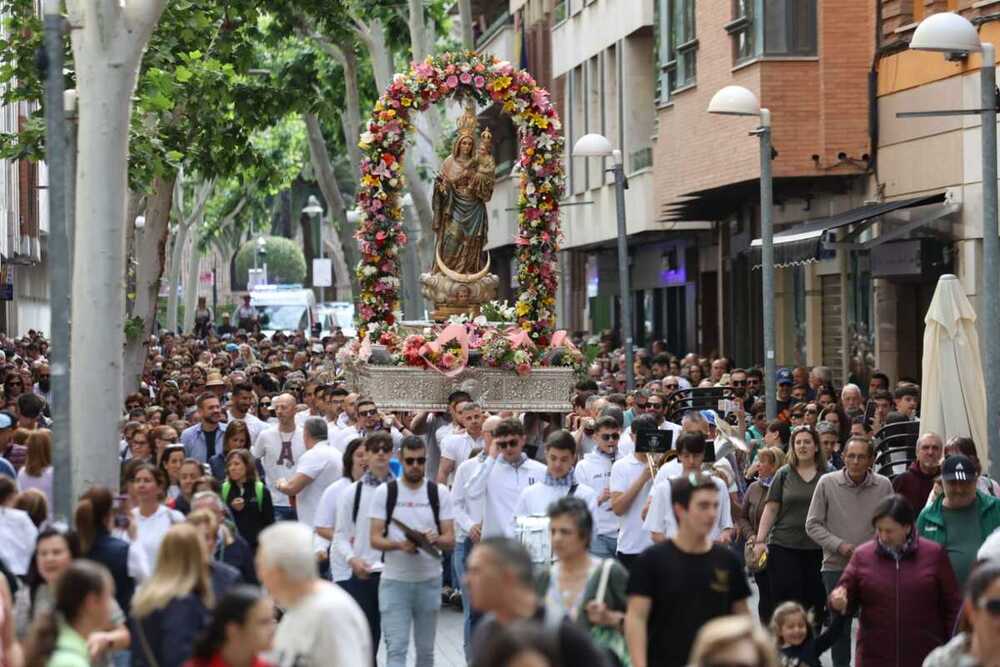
[131,505,185,569]
[334,480,385,569]
[575,452,618,537]
[370,480,454,582]
[452,455,486,541]
[0,507,38,575]
[643,472,733,541]
[513,480,599,525]
[609,456,654,555]
[227,410,268,445]
[269,582,371,667]
[252,425,306,507]
[294,442,343,528]
[295,409,324,428]
[440,432,483,467]
[315,477,354,581]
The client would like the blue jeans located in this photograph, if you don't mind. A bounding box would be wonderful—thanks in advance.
[273,505,297,521]
[590,533,618,558]
[379,576,441,667]
[452,537,481,660]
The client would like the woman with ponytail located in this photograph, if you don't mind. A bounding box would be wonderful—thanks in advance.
[184,586,275,667]
[23,560,113,667]
[75,487,149,614]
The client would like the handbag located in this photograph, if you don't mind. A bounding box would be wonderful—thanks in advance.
[587,558,631,667]
[744,538,768,573]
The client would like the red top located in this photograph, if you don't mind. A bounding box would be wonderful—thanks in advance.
[184,653,274,667]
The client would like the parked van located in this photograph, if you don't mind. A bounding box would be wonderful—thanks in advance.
[250,285,316,336]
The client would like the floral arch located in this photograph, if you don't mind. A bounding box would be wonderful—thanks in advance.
[355,51,565,344]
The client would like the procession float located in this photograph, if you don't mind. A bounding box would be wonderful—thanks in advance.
[342,51,578,412]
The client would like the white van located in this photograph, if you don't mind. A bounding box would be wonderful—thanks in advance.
[250,285,317,336]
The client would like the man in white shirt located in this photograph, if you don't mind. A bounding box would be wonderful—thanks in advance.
[276,417,343,529]
[258,522,371,667]
[320,385,348,433]
[294,380,325,428]
[226,382,267,445]
[371,437,455,667]
[334,397,405,452]
[437,401,486,484]
[450,415,499,659]
[336,392,359,429]
[575,415,621,557]
[609,414,660,571]
[514,430,597,525]
[334,432,395,659]
[644,431,733,544]
[411,389,471,484]
[251,393,306,521]
[465,418,546,538]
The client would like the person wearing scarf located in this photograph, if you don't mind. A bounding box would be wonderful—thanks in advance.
[514,430,598,528]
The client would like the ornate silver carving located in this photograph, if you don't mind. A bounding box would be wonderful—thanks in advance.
[344,365,575,412]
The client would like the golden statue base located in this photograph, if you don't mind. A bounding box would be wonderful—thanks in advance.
[420,268,500,322]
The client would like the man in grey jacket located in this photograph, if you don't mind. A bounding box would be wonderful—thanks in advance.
[806,435,893,667]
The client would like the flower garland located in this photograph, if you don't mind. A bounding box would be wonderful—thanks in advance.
[355,51,565,344]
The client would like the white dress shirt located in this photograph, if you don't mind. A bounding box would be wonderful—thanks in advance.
[333,479,385,570]
[452,454,486,541]
[465,454,546,538]
[575,451,619,537]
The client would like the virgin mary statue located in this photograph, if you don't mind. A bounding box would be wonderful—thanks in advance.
[432,107,495,276]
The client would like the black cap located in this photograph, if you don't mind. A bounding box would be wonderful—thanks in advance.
[941,454,976,482]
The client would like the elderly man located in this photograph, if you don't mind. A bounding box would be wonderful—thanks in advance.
[258,522,371,667]
[840,383,864,419]
[806,437,893,667]
[893,433,943,511]
[917,454,1000,585]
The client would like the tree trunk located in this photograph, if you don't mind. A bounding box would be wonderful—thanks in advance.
[123,174,174,394]
[165,219,188,333]
[300,211,316,289]
[182,227,202,333]
[67,0,167,493]
[303,113,354,302]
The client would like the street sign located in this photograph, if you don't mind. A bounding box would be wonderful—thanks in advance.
[313,258,332,287]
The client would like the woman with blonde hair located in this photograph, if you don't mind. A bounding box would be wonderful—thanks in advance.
[17,429,53,511]
[688,614,778,667]
[737,446,784,622]
[130,523,212,667]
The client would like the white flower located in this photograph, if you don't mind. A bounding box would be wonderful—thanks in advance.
[473,315,487,326]
[360,131,375,145]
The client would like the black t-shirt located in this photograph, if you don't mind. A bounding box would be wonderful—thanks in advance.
[626,541,751,667]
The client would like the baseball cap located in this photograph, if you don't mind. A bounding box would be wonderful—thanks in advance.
[0,411,14,430]
[941,454,976,482]
[225,343,239,352]
[776,368,794,385]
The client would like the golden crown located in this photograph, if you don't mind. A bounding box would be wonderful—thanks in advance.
[457,107,479,139]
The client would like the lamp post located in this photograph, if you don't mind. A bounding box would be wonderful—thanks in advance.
[572,133,634,391]
[908,12,999,474]
[708,86,777,421]
[303,195,325,301]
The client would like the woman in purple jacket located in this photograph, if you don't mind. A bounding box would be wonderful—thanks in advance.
[829,494,962,667]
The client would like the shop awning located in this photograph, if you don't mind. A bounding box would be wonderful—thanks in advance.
[750,193,949,268]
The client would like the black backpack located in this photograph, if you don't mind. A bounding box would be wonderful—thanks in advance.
[352,480,441,537]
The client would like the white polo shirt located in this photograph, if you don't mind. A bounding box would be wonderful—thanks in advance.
[452,454,486,541]
[575,451,619,537]
[440,432,484,468]
[609,456,654,555]
[465,454,546,538]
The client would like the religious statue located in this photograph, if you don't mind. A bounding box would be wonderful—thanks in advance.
[421,107,500,319]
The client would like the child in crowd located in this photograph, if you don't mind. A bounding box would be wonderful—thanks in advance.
[770,601,845,667]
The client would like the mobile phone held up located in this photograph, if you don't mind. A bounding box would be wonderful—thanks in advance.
[635,428,673,454]
[113,494,130,529]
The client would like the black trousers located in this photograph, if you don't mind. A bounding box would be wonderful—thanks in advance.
[754,568,774,624]
[341,572,381,664]
[616,551,639,573]
[767,544,826,621]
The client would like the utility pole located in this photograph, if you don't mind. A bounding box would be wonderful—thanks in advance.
[42,0,72,522]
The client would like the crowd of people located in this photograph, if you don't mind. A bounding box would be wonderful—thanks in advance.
[1,326,1000,667]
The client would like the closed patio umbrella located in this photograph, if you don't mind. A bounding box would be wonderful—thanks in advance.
[921,274,990,469]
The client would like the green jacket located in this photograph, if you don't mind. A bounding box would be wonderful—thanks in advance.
[47,624,90,667]
[917,490,1000,546]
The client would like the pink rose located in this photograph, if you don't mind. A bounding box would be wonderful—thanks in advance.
[460,72,473,85]
[446,75,459,88]
[441,352,457,369]
[516,363,531,376]
[474,75,486,88]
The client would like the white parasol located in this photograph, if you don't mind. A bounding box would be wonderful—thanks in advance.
[921,274,990,468]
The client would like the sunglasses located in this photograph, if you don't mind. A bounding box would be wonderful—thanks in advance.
[634,402,647,409]
[404,456,427,466]
[358,408,378,417]
[599,433,621,441]
[367,444,393,454]
[495,438,519,449]
[647,402,663,409]
[805,408,819,414]
[731,380,746,386]
[791,413,804,419]
[979,598,1000,616]
[663,384,678,390]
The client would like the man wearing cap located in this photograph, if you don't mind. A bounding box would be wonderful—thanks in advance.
[917,454,1000,585]
[775,368,794,422]
[217,313,236,337]
[0,411,23,470]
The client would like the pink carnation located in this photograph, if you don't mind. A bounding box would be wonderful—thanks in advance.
[473,75,486,88]
[460,72,473,84]
[446,75,459,88]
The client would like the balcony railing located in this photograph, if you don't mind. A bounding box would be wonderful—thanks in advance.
[630,146,653,173]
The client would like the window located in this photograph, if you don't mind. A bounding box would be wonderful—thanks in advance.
[656,0,697,103]
[727,0,754,63]
[763,0,816,56]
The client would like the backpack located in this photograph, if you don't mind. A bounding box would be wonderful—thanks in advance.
[222,479,264,508]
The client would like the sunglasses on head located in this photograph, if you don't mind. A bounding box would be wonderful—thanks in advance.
[495,438,519,449]
[404,456,426,466]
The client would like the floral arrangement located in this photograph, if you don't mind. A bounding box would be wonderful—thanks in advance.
[480,299,517,322]
[355,51,565,342]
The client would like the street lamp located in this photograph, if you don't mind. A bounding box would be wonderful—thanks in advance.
[302,195,326,300]
[707,85,777,421]
[572,132,635,391]
[909,12,1000,474]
